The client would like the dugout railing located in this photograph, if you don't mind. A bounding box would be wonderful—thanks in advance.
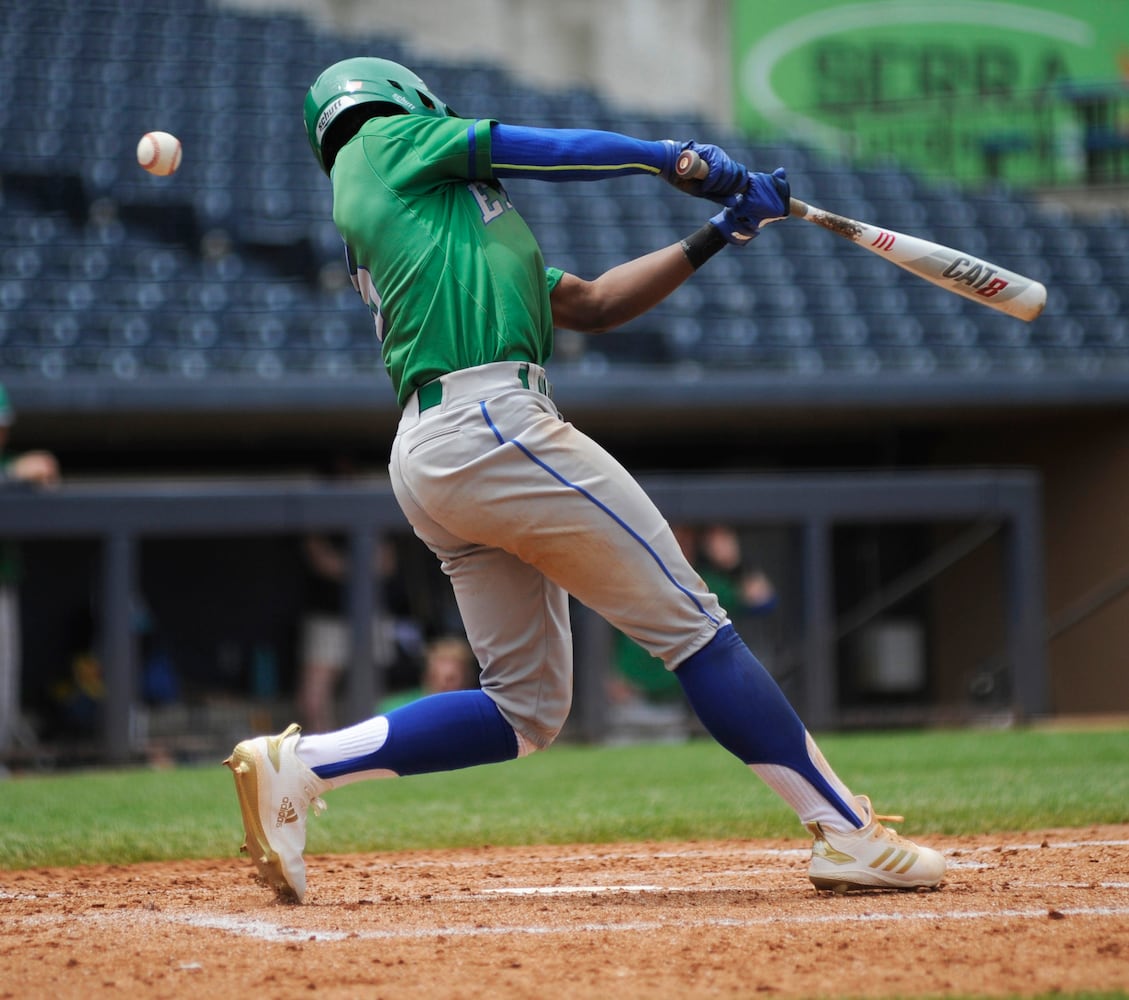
[0,470,1045,763]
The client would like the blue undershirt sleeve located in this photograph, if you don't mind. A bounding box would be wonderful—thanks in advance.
[490,123,678,182]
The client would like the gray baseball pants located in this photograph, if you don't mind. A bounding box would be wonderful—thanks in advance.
[389,361,726,749]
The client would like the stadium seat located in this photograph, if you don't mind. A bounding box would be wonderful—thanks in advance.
[816,313,870,346]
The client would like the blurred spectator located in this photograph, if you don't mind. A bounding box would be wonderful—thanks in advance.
[0,383,61,760]
[608,523,776,734]
[697,523,777,616]
[297,531,425,733]
[379,635,478,713]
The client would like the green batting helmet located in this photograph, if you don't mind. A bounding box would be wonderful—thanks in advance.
[304,57,450,175]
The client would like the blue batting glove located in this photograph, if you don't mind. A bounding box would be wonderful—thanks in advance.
[710,168,790,245]
[662,140,750,201]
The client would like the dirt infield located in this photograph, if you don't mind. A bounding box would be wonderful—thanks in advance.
[3,825,1128,999]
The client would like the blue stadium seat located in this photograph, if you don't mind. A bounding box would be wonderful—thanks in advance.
[704,316,759,349]
[806,285,858,317]
[105,314,152,349]
[239,313,289,350]
[707,280,757,317]
[1048,252,1101,287]
[880,346,938,375]
[38,311,82,349]
[176,314,221,350]
[756,284,808,317]
[1086,316,1129,349]
[1086,222,1129,256]
[834,252,896,287]
[902,283,962,317]
[1032,317,1085,350]
[878,313,927,347]
[928,224,989,258]
[816,314,870,346]
[854,286,908,316]
[0,277,28,313]
[804,169,865,204]
[1095,253,1129,285]
[977,313,1031,351]
[1064,283,1121,316]
[815,345,881,374]
[980,225,1045,259]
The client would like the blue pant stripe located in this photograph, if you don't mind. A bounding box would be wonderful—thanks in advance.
[479,401,718,625]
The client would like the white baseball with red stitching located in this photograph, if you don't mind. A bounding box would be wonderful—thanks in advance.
[136,131,182,176]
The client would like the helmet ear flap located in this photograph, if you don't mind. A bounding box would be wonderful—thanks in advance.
[319,102,405,175]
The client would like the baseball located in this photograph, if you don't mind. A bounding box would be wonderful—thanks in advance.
[136,131,182,176]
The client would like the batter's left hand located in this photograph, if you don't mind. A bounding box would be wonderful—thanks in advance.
[662,141,749,201]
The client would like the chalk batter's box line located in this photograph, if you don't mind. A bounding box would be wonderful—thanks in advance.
[29,899,1129,946]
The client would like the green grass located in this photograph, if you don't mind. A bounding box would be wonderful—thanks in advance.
[1,726,1126,870]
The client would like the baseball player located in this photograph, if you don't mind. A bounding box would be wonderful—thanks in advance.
[226,57,945,902]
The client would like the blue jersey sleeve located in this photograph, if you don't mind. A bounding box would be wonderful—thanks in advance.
[490,123,677,182]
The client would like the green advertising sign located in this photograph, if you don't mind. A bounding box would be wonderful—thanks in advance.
[732,0,1128,186]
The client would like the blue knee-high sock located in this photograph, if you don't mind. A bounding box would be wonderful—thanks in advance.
[310,690,518,782]
[676,624,860,827]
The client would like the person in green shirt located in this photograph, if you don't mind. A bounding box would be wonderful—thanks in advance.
[610,523,777,721]
[379,636,477,714]
[225,57,945,903]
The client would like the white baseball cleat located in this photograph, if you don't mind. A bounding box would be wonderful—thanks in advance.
[807,795,946,893]
[224,723,329,903]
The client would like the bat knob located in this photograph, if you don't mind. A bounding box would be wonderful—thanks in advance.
[675,149,707,180]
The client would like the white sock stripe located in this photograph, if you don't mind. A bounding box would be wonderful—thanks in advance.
[803,732,858,809]
[750,763,861,831]
[297,716,390,771]
[751,763,838,827]
[745,730,861,831]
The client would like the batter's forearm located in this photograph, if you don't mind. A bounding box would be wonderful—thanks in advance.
[551,242,696,333]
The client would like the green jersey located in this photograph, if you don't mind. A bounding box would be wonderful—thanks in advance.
[331,115,564,406]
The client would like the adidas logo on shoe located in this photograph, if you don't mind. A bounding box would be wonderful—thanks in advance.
[276,797,299,828]
[870,845,921,875]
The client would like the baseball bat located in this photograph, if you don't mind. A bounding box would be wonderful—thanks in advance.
[675,149,1047,323]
